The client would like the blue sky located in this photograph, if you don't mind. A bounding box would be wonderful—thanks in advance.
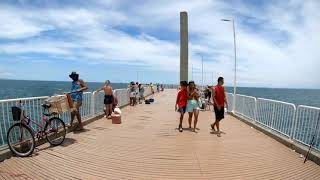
[0,0,319,88]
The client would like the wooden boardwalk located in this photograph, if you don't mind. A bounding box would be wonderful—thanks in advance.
[0,89,320,180]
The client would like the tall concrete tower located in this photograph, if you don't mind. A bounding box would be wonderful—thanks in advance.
[180,11,188,82]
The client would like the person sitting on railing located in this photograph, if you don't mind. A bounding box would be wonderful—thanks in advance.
[211,77,228,137]
[69,72,88,131]
[97,80,113,119]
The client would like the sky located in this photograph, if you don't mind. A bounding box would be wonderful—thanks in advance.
[0,0,319,88]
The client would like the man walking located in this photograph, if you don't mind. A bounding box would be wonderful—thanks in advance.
[211,77,228,137]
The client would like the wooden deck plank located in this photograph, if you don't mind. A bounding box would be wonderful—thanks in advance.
[0,89,319,180]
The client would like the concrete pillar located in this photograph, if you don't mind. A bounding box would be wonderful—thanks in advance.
[180,11,188,82]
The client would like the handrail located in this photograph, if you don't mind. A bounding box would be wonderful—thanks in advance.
[292,105,320,150]
[0,96,49,102]
[1,90,319,152]
[227,93,319,151]
[0,86,154,148]
[257,97,296,106]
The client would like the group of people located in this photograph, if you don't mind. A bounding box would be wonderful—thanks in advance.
[67,72,117,131]
[175,77,228,136]
[67,71,227,136]
[129,82,146,106]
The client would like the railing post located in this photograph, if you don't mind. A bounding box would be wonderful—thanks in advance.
[271,103,276,129]
[91,91,95,116]
[233,94,237,114]
[290,106,298,140]
[253,98,257,123]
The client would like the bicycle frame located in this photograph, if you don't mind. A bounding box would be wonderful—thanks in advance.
[18,102,55,139]
[21,116,48,136]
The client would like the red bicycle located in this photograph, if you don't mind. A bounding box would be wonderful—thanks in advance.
[7,101,66,157]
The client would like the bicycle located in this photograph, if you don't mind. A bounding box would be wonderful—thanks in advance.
[7,100,66,157]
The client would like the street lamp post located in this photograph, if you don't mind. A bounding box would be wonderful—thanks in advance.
[212,72,214,85]
[136,71,139,82]
[192,64,194,80]
[202,55,204,90]
[222,18,237,113]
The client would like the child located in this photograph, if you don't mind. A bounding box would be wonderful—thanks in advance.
[175,81,188,132]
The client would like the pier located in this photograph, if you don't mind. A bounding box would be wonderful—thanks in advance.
[0,89,319,179]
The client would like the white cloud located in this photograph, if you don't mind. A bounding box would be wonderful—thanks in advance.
[0,0,319,88]
[0,70,14,78]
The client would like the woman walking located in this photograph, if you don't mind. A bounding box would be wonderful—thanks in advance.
[69,72,88,131]
[186,81,200,132]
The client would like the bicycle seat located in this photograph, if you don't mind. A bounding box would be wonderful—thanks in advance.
[41,104,51,109]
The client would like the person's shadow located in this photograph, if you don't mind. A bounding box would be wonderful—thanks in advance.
[175,127,201,132]
[210,131,226,135]
[72,128,90,134]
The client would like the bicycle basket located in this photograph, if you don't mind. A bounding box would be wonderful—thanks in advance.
[12,106,22,121]
[45,95,70,114]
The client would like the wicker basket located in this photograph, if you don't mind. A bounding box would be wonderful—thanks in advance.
[45,95,70,114]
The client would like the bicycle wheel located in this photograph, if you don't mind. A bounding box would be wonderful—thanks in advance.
[7,123,35,157]
[45,117,66,146]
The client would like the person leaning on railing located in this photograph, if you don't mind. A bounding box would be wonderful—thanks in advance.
[69,72,88,131]
[97,80,113,119]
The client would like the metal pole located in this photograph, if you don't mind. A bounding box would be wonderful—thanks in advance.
[202,55,204,90]
[136,71,139,82]
[192,64,194,80]
[212,72,214,85]
[232,19,237,113]
[304,111,320,163]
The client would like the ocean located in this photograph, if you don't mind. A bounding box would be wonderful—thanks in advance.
[0,79,319,108]
[0,79,127,100]
[0,79,319,149]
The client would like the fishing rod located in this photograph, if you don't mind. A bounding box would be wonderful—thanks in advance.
[304,111,320,163]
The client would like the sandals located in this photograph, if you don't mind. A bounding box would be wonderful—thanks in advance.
[210,124,215,131]
[179,126,183,132]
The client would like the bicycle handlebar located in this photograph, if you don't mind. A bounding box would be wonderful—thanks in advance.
[64,90,82,94]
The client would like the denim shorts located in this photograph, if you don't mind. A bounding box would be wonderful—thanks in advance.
[186,100,198,112]
[178,107,186,114]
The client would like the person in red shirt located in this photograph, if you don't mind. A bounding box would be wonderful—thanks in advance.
[211,77,228,137]
[175,81,188,132]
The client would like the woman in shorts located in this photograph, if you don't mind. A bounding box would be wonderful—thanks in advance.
[186,81,200,132]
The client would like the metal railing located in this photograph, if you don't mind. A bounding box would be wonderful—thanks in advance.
[256,98,296,137]
[293,106,320,150]
[235,94,256,121]
[0,86,153,148]
[227,92,320,152]
[226,93,233,112]
[0,96,48,146]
